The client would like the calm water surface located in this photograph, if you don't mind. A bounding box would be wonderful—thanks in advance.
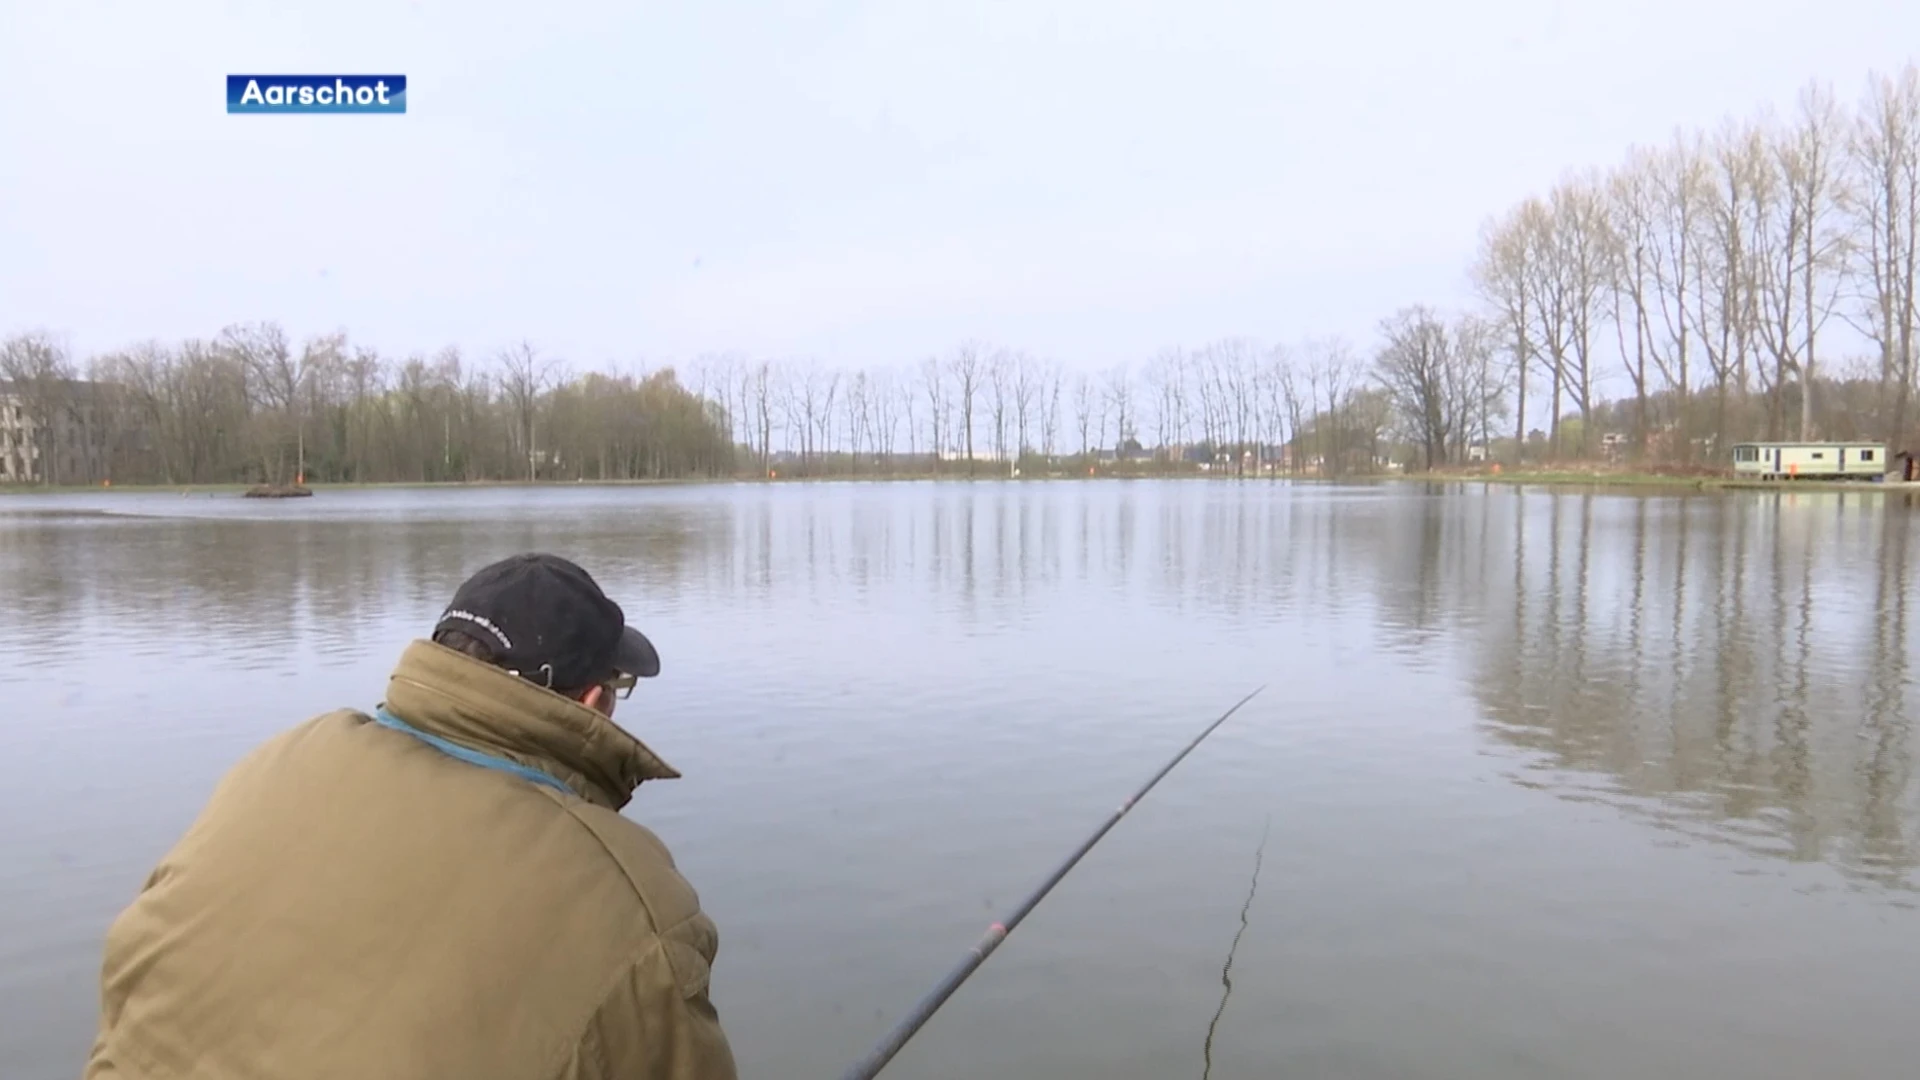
[2,480,1918,1079]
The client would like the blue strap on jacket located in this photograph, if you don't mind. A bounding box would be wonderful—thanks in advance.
[371,706,575,797]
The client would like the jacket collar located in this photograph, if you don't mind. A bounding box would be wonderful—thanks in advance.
[379,639,679,810]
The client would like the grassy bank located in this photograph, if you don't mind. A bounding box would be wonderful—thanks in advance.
[1475,469,1715,489]
[1414,468,1920,493]
[0,466,1234,496]
[0,478,723,497]
[0,471,1136,497]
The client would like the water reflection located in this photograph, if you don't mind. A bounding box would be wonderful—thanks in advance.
[1468,490,1919,890]
[2,482,1915,892]
[0,497,722,687]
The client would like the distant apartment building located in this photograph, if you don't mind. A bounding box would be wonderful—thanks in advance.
[0,379,113,484]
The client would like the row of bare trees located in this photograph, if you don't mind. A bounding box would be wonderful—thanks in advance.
[1465,62,1920,464]
[6,321,1400,486]
[674,336,1394,478]
[0,324,733,486]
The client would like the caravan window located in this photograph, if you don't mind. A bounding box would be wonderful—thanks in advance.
[1812,451,1825,460]
[1864,449,1877,462]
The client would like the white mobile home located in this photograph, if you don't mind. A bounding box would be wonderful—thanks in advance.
[1730,441,1887,479]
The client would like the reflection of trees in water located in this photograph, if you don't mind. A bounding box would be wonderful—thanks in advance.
[576,485,1919,897]
[0,503,715,677]
[0,485,1472,666]
[1467,491,1919,890]
[5,484,1914,887]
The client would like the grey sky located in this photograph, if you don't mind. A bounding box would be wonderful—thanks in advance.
[3,0,1917,386]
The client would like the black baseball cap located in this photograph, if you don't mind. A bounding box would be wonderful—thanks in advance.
[432,552,660,692]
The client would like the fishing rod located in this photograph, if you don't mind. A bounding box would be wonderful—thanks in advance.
[839,684,1267,1080]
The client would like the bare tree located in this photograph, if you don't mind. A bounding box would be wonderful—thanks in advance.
[987,349,1012,462]
[1191,342,1224,451]
[1519,196,1577,458]
[920,356,946,470]
[1649,133,1712,453]
[948,341,984,473]
[1474,205,1543,462]
[294,331,348,482]
[1785,81,1852,441]
[1072,371,1095,459]
[1549,173,1613,456]
[810,362,840,466]
[1844,63,1920,446]
[1458,315,1511,455]
[1273,347,1304,474]
[1141,349,1178,460]
[777,362,808,465]
[1259,345,1294,474]
[898,368,920,460]
[750,360,776,474]
[1311,338,1362,475]
[1746,105,1803,439]
[1011,351,1038,460]
[218,321,294,483]
[1375,306,1468,469]
[1214,340,1258,473]
[869,367,897,463]
[1607,147,1662,456]
[1038,361,1063,458]
[1692,119,1769,451]
[1104,362,1133,455]
[495,340,555,482]
[845,369,868,472]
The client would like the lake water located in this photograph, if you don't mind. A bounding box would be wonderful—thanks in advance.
[2,479,1918,1079]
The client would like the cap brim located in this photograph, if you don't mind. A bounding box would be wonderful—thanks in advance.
[612,626,661,678]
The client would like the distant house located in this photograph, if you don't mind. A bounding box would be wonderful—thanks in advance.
[0,379,115,484]
[1731,440,1886,480]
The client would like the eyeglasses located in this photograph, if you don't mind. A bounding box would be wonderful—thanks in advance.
[607,671,638,700]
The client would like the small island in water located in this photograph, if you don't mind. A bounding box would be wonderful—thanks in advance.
[243,483,313,499]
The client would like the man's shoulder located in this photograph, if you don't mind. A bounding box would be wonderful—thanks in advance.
[561,802,719,993]
[242,707,370,757]
[282,708,697,915]
[562,802,704,929]
[200,708,367,793]
[223,708,715,947]
[560,804,720,1002]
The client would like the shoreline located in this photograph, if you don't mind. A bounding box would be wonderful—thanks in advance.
[1427,470,1920,493]
[4,469,1918,497]
[0,473,1154,496]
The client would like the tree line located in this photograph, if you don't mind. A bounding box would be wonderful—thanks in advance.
[4,60,1917,486]
[681,339,1394,478]
[1456,61,1920,467]
[0,324,734,486]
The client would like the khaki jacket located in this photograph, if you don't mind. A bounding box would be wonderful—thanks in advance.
[83,640,737,1080]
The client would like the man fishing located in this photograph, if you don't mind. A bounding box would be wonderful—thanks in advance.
[82,552,737,1080]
